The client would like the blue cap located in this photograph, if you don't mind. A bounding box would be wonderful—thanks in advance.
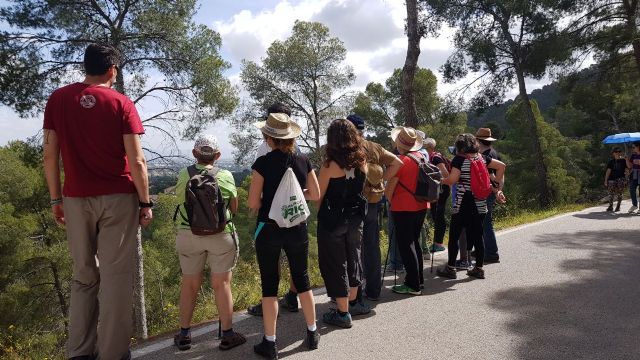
[346,114,365,130]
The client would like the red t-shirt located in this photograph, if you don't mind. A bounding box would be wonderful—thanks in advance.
[391,151,430,212]
[43,83,144,197]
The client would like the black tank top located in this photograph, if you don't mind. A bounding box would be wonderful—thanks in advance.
[319,168,367,225]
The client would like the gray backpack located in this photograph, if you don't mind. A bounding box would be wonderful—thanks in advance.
[398,152,442,203]
[175,165,227,235]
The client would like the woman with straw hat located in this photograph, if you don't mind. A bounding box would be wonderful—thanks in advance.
[248,113,321,359]
[384,126,430,295]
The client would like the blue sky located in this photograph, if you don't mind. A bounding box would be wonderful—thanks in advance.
[0,0,548,159]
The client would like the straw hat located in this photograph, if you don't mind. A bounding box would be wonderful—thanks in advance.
[253,113,302,139]
[475,127,497,142]
[391,126,423,152]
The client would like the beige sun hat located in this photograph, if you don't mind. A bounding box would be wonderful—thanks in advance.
[253,112,302,139]
[475,127,497,142]
[391,126,423,152]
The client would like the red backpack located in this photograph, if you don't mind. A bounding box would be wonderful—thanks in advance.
[467,154,492,200]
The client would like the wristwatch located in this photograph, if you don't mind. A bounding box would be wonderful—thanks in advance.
[139,200,154,208]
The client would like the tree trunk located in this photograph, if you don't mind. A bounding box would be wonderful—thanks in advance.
[623,0,640,75]
[133,228,148,339]
[515,70,553,207]
[402,0,421,128]
[50,262,68,333]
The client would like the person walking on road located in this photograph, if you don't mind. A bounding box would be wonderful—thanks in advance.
[43,43,151,360]
[437,134,506,280]
[385,127,430,295]
[172,135,246,351]
[476,128,503,263]
[346,114,402,302]
[627,142,640,214]
[249,113,321,359]
[317,119,370,328]
[604,147,629,212]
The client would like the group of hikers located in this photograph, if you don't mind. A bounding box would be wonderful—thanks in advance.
[44,43,638,360]
[44,43,511,360]
[604,143,640,214]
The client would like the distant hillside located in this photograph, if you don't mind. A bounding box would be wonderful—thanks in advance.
[467,82,562,134]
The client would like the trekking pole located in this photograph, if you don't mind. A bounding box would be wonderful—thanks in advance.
[218,321,222,340]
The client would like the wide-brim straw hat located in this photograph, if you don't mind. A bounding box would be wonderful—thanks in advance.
[391,126,423,152]
[475,127,497,142]
[253,112,302,139]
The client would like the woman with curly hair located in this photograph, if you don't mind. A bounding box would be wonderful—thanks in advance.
[317,119,369,328]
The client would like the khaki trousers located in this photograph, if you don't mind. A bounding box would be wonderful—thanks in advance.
[64,193,138,360]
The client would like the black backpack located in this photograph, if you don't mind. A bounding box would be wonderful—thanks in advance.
[174,165,228,235]
[398,152,442,203]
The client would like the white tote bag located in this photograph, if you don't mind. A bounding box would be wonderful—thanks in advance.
[268,167,310,228]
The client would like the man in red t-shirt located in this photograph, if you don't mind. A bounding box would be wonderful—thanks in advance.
[43,44,151,360]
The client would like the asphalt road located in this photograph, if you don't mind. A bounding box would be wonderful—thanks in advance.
[133,202,640,360]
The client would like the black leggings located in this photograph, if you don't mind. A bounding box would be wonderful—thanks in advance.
[392,209,427,291]
[255,222,311,297]
[448,192,486,267]
[430,185,450,244]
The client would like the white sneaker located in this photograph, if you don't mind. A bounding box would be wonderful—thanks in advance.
[628,205,638,213]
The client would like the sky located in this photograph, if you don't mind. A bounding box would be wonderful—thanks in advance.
[0,0,550,160]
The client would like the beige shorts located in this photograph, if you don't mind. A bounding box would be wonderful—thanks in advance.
[176,229,239,275]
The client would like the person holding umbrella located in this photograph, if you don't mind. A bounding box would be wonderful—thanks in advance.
[604,147,628,212]
[627,142,640,214]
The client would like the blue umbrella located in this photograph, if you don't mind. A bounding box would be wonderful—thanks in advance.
[602,132,640,144]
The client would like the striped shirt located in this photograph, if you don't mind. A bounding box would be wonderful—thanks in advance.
[451,154,492,214]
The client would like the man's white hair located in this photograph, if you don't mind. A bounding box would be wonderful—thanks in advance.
[424,137,437,149]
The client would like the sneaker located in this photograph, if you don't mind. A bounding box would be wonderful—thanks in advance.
[391,284,421,295]
[436,266,457,279]
[174,332,191,351]
[349,300,371,316]
[254,337,278,360]
[629,205,638,213]
[247,302,263,317]
[279,292,299,312]
[322,309,353,328]
[484,255,500,264]
[430,244,446,253]
[467,266,485,279]
[454,259,472,270]
[219,331,246,351]
[606,205,614,212]
[305,329,320,350]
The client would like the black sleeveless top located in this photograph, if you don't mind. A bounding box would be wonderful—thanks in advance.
[318,167,367,229]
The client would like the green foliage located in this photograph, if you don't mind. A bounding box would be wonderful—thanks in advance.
[500,100,587,208]
[352,67,440,145]
[233,21,354,163]
[0,0,237,139]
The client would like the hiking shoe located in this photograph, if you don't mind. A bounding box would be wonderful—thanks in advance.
[454,259,472,270]
[305,329,320,350]
[279,292,299,312]
[349,300,371,316]
[606,205,614,212]
[174,332,191,351]
[219,331,246,351]
[247,302,263,316]
[436,266,457,279]
[467,266,485,279]
[628,205,638,213]
[254,337,278,360]
[484,255,500,264]
[391,284,421,295]
[322,309,353,328]
[430,244,446,253]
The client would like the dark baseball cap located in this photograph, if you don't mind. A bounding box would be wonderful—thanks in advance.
[346,114,365,130]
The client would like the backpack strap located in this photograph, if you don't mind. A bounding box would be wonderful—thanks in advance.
[187,164,198,178]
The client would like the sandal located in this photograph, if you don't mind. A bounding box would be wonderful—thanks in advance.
[219,331,247,351]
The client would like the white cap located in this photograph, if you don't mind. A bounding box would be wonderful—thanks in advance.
[193,134,219,155]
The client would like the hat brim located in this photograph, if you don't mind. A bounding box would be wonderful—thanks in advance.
[391,127,424,152]
[253,121,302,139]
[476,136,497,142]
